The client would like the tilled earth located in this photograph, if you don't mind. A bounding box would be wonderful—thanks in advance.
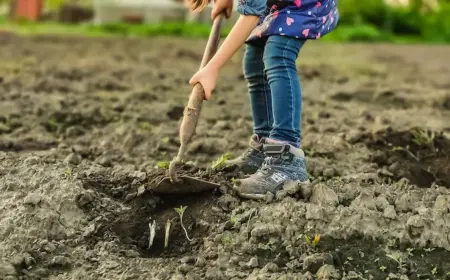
[1,34,450,280]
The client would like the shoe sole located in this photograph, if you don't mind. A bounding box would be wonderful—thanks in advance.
[233,180,311,201]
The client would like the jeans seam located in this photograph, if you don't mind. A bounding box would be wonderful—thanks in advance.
[283,38,294,144]
[261,59,271,134]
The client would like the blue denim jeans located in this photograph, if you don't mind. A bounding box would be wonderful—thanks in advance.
[243,35,306,148]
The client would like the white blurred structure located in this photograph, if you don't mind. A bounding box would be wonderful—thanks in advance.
[92,0,240,24]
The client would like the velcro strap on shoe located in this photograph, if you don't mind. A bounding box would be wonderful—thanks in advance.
[263,144,290,155]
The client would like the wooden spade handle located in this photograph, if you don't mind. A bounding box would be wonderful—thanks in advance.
[179,13,224,145]
[169,13,225,182]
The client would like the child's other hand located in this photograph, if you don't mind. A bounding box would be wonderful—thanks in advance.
[189,66,219,101]
[211,0,233,20]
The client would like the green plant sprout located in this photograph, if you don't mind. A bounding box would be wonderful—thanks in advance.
[211,153,231,170]
[174,206,192,242]
[156,161,170,169]
[379,266,387,272]
[392,146,419,161]
[411,127,435,150]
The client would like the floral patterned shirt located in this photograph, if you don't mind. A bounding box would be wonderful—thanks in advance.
[237,0,339,42]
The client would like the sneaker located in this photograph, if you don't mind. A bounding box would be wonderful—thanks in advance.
[222,135,265,174]
[233,140,310,200]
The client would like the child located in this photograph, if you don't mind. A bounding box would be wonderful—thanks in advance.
[188,0,339,199]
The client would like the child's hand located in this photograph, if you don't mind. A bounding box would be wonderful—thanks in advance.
[189,65,219,101]
[211,0,233,20]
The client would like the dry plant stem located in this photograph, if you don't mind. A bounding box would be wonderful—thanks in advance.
[168,13,224,182]
[180,214,193,242]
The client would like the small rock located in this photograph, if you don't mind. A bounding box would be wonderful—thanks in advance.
[303,253,333,273]
[76,191,95,207]
[310,184,339,207]
[51,256,71,267]
[180,256,195,264]
[350,190,376,210]
[133,171,146,180]
[276,190,288,200]
[212,120,231,131]
[205,267,223,279]
[195,257,206,267]
[407,215,424,228]
[178,264,193,274]
[395,193,414,213]
[375,195,390,211]
[316,264,340,279]
[64,153,82,165]
[262,262,278,273]
[388,162,401,173]
[434,195,449,214]
[0,262,17,277]
[264,191,274,203]
[284,181,300,195]
[171,274,185,280]
[246,257,258,268]
[323,168,335,178]
[96,154,113,167]
[137,186,146,196]
[24,156,40,165]
[388,273,399,279]
[383,205,397,219]
[300,182,313,199]
[24,193,42,206]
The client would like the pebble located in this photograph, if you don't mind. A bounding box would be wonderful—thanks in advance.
[51,256,71,267]
[276,190,288,200]
[300,182,313,199]
[24,193,42,206]
[180,256,195,264]
[64,153,82,165]
[303,253,333,273]
[262,262,278,273]
[171,274,185,280]
[246,257,259,268]
[316,264,340,279]
[323,168,335,178]
[434,195,449,214]
[310,184,339,207]
[375,195,390,211]
[0,262,17,277]
[283,180,300,195]
[205,267,223,279]
[195,257,206,267]
[24,156,40,165]
[178,264,193,274]
[383,205,397,219]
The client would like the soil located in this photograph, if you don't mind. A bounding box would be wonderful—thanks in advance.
[1,34,450,280]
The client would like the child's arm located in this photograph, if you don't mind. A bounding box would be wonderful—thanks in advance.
[189,0,266,100]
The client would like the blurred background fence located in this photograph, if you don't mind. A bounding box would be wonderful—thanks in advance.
[1,0,450,43]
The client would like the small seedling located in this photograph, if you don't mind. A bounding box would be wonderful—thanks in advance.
[164,218,175,249]
[432,266,438,275]
[174,206,193,242]
[148,220,156,249]
[211,153,231,170]
[156,161,170,169]
[379,266,387,272]
[312,234,321,247]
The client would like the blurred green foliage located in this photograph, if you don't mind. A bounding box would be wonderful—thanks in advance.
[337,0,450,42]
[1,0,449,43]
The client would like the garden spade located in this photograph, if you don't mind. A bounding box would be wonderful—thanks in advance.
[153,13,225,194]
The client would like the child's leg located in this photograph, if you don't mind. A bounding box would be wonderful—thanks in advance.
[233,36,309,200]
[222,42,272,174]
[263,35,305,148]
[243,41,273,139]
